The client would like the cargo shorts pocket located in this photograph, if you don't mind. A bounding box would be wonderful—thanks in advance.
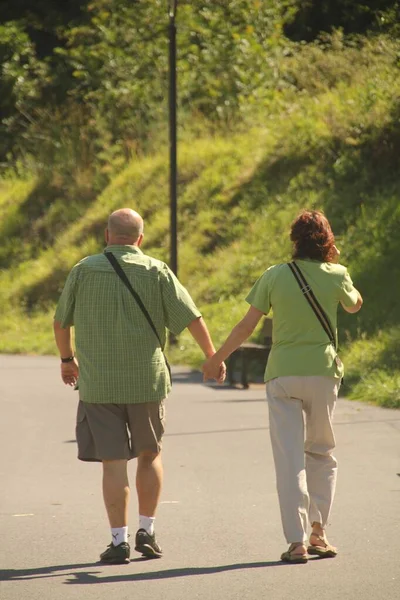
[159,399,166,424]
[76,400,86,424]
[75,401,98,461]
[158,399,166,437]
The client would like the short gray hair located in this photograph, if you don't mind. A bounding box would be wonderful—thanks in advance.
[108,209,144,242]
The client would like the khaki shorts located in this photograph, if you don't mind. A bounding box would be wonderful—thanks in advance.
[76,400,165,462]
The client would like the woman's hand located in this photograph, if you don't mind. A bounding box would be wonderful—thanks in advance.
[332,245,341,263]
[203,356,226,384]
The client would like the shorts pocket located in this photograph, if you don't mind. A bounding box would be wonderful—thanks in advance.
[76,401,87,423]
[158,400,166,437]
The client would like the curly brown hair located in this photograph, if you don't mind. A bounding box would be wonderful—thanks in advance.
[290,210,336,262]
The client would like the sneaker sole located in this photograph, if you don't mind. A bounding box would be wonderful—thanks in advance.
[99,556,130,565]
[134,543,162,558]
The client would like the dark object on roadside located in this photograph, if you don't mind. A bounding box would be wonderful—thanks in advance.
[227,318,272,388]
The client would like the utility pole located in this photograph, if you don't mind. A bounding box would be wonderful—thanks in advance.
[168,0,178,276]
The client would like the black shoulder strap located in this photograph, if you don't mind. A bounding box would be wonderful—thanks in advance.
[104,251,172,382]
[288,261,337,350]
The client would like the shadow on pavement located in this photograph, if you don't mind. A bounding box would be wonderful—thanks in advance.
[171,370,204,385]
[171,369,249,391]
[0,560,286,584]
[215,398,266,403]
[165,426,269,437]
[65,560,287,584]
[0,563,101,581]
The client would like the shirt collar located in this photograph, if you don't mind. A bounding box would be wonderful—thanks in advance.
[104,244,143,255]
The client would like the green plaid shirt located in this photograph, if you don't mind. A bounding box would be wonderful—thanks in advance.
[54,245,201,404]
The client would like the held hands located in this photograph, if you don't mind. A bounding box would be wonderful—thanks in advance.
[60,358,79,387]
[203,355,226,384]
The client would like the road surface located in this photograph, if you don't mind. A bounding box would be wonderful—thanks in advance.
[0,356,399,599]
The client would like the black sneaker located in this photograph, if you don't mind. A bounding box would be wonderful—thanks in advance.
[134,528,162,558]
[99,541,130,564]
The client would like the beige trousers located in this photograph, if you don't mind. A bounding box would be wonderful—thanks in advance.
[266,376,340,543]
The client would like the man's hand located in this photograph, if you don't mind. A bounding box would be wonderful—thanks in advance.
[60,358,79,387]
[203,357,226,384]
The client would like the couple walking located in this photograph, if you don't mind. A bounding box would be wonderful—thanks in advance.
[54,207,362,564]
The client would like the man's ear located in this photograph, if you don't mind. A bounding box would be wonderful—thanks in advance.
[105,228,109,244]
[137,233,144,247]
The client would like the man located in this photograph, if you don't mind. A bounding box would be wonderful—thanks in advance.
[54,208,225,565]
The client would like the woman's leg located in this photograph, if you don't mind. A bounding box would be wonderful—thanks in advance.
[267,377,309,548]
[303,377,339,533]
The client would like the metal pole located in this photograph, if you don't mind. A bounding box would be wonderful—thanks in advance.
[169,1,178,276]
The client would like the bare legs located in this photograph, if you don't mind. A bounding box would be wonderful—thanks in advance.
[102,459,130,527]
[102,451,163,528]
[136,451,163,517]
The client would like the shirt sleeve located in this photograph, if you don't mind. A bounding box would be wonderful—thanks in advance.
[245,269,272,315]
[160,265,202,335]
[339,269,360,307]
[54,266,79,327]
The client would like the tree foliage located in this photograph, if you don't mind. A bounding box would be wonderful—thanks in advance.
[0,0,399,169]
[285,0,400,40]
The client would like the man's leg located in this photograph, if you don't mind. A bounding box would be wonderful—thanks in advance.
[75,402,132,564]
[136,450,163,518]
[134,450,164,558]
[126,401,165,558]
[99,459,131,564]
[103,459,130,528]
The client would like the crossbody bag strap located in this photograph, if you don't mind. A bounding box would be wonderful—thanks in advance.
[104,251,172,383]
[288,261,337,350]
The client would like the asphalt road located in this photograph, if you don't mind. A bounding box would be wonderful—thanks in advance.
[0,355,399,600]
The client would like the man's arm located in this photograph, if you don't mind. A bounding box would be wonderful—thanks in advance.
[341,290,363,314]
[187,317,216,358]
[54,320,74,357]
[53,320,79,387]
[187,317,226,383]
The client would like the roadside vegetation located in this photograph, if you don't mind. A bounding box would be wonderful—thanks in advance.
[1,1,399,407]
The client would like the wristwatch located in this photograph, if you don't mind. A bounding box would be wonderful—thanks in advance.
[61,356,75,363]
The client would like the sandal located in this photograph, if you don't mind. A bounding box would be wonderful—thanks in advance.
[281,542,308,564]
[308,533,338,558]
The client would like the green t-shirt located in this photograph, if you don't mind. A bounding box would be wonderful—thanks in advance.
[246,260,360,382]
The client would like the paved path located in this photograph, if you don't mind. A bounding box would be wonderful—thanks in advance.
[0,356,399,600]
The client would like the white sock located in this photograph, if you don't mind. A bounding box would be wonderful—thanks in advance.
[111,526,128,546]
[139,515,155,535]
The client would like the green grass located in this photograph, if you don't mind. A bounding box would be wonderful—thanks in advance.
[341,329,400,408]
[0,34,400,408]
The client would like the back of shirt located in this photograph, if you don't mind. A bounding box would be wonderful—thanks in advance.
[55,245,201,404]
[246,260,360,381]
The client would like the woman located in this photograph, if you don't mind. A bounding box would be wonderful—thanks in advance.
[203,209,363,563]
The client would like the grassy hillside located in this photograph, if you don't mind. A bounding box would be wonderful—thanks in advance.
[0,34,399,407]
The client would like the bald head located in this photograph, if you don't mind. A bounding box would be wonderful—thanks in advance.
[106,209,144,245]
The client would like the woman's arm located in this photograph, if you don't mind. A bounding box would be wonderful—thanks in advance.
[202,306,265,380]
[341,290,363,314]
